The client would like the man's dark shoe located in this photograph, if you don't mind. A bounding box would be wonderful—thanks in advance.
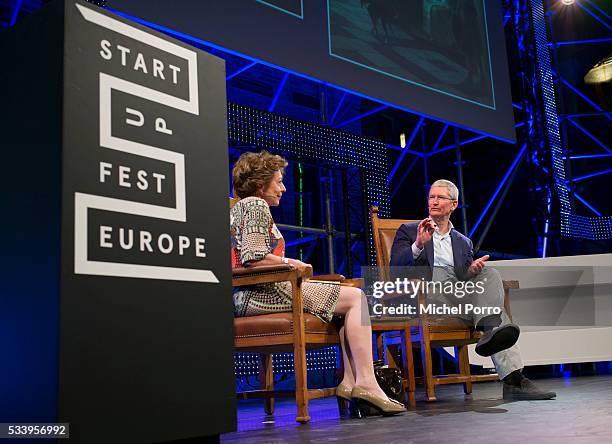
[475,323,520,357]
[503,377,556,400]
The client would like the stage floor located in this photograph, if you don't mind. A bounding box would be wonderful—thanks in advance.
[222,375,612,443]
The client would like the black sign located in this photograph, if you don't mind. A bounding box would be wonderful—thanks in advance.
[59,1,235,441]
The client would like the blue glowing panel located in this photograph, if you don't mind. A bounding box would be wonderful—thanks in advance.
[107,0,516,142]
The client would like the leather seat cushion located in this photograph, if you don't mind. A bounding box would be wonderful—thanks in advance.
[234,312,340,338]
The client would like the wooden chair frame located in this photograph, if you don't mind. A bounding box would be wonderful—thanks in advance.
[234,264,339,423]
[370,206,519,401]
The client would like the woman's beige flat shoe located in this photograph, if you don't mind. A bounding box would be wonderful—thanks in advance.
[337,383,363,418]
[336,383,352,401]
[351,386,406,416]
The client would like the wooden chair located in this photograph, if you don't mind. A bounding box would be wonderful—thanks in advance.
[231,197,359,423]
[370,206,519,402]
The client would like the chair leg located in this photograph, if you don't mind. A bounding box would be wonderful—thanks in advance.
[375,331,384,361]
[291,277,310,423]
[419,322,437,401]
[386,343,400,368]
[401,327,416,408]
[458,345,473,395]
[258,354,275,414]
[293,341,309,423]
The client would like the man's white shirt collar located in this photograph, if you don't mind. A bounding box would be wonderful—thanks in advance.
[434,220,453,239]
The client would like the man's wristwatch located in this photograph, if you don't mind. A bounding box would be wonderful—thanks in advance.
[281,257,289,264]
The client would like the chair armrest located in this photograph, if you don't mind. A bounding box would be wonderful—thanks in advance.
[502,280,519,290]
[311,274,346,282]
[341,278,364,288]
[232,264,313,287]
[310,275,363,287]
[233,264,294,276]
[501,280,518,322]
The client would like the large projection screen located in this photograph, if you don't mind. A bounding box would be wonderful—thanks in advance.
[109,0,516,142]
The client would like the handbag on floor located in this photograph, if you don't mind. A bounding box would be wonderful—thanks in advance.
[373,359,404,403]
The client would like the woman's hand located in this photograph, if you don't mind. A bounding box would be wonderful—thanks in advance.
[244,255,311,272]
[287,258,312,273]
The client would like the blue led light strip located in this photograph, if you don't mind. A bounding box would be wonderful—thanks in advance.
[575,193,602,217]
[334,105,387,129]
[9,0,22,26]
[469,144,527,238]
[566,118,612,153]
[573,169,612,183]
[584,0,611,21]
[553,37,612,46]
[387,117,425,186]
[268,72,289,113]
[575,3,612,32]
[329,92,347,126]
[431,125,449,152]
[226,61,257,81]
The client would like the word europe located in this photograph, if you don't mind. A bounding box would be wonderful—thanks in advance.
[99,226,206,258]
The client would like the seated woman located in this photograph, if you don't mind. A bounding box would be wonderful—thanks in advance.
[231,150,405,416]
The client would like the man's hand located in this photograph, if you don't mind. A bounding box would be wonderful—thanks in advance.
[415,217,436,249]
[467,255,490,277]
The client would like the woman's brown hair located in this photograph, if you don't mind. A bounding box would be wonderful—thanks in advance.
[232,150,288,199]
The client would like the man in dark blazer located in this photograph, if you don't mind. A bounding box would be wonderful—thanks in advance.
[390,179,556,400]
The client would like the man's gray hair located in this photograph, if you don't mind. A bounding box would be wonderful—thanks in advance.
[430,179,459,201]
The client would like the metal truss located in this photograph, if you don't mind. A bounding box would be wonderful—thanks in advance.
[268,72,289,113]
[6,0,609,255]
[381,0,612,254]
[538,0,612,241]
[226,61,257,81]
[101,1,548,257]
[500,0,554,257]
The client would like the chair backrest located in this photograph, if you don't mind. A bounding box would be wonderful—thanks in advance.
[229,197,240,209]
[370,206,417,281]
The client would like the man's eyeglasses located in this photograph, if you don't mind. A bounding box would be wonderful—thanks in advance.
[428,195,455,202]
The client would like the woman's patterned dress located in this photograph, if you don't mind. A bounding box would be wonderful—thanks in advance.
[231,196,340,322]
